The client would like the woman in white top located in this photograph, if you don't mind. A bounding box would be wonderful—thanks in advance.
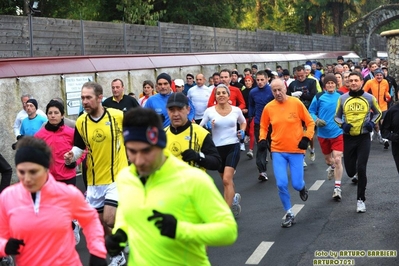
[200,84,246,217]
[139,80,155,107]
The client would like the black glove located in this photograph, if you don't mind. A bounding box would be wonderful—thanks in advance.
[390,133,399,142]
[181,149,200,163]
[258,140,268,152]
[341,123,353,134]
[16,135,24,140]
[65,161,77,169]
[5,238,25,255]
[147,210,177,239]
[298,137,310,150]
[105,229,127,257]
[89,254,107,266]
[365,121,375,132]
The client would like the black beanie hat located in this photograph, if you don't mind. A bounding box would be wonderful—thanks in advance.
[26,99,38,110]
[46,99,65,115]
[157,73,172,85]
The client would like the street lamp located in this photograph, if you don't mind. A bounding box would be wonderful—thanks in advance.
[28,1,40,57]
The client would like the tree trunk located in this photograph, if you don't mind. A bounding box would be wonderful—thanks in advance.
[331,3,341,36]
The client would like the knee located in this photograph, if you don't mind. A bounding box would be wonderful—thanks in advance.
[292,181,304,191]
[222,176,233,187]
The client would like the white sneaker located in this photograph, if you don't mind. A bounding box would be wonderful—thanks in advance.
[308,150,315,161]
[109,252,126,266]
[240,143,245,151]
[378,134,384,144]
[332,187,342,200]
[1,256,14,266]
[232,193,242,217]
[246,149,253,159]
[326,166,335,180]
[370,131,374,141]
[357,200,366,213]
[73,220,80,245]
[303,160,307,168]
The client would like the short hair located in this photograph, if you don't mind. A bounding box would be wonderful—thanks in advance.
[354,65,362,70]
[220,69,231,77]
[142,80,154,89]
[256,70,268,78]
[128,92,135,96]
[215,84,230,96]
[111,78,124,87]
[82,82,103,97]
[276,65,282,69]
[296,65,305,72]
[243,68,251,73]
[16,136,52,162]
[21,93,32,100]
[212,72,220,78]
[123,107,163,129]
[368,61,377,67]
[348,71,363,81]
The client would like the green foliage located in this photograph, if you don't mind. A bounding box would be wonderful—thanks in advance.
[1,0,398,38]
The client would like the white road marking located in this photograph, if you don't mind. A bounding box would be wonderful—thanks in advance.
[245,241,274,265]
[282,204,304,219]
[309,180,325,191]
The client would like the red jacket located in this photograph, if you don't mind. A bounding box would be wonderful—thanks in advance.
[207,85,246,109]
[35,125,84,181]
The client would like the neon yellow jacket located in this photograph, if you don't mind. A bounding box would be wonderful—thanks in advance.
[114,149,237,265]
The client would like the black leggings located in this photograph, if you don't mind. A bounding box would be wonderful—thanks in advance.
[343,134,370,201]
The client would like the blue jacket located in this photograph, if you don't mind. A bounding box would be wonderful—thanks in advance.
[145,93,195,127]
[309,91,342,139]
[248,84,274,124]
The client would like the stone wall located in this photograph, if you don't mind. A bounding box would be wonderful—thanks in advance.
[0,15,370,58]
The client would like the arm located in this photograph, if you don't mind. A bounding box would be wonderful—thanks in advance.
[188,99,196,122]
[301,104,315,140]
[334,97,344,126]
[308,96,319,122]
[0,197,10,257]
[248,91,255,118]
[259,107,270,141]
[199,109,210,127]
[13,114,21,137]
[198,134,221,171]
[175,172,237,246]
[70,187,107,259]
[370,96,382,124]
[207,89,216,107]
[236,90,246,110]
[300,79,317,102]
[381,109,395,140]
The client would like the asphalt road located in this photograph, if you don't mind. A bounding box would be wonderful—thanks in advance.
[76,139,399,266]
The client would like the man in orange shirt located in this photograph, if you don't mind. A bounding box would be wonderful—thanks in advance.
[363,68,391,149]
[259,79,315,228]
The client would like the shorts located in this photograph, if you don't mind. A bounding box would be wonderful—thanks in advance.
[318,135,344,155]
[86,183,118,213]
[216,143,241,173]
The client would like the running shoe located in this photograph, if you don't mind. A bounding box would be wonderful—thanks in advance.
[281,213,295,228]
[332,187,342,200]
[384,140,389,150]
[303,160,307,168]
[246,149,253,159]
[232,193,242,217]
[109,252,126,266]
[240,143,245,151]
[73,220,80,245]
[357,200,366,213]
[1,256,14,266]
[258,172,268,181]
[351,174,358,184]
[299,186,308,201]
[309,152,315,162]
[378,134,385,144]
[326,166,335,180]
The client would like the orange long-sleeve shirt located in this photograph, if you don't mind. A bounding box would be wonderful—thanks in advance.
[363,79,391,112]
[259,96,315,153]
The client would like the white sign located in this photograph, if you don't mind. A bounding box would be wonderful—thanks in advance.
[65,76,93,115]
